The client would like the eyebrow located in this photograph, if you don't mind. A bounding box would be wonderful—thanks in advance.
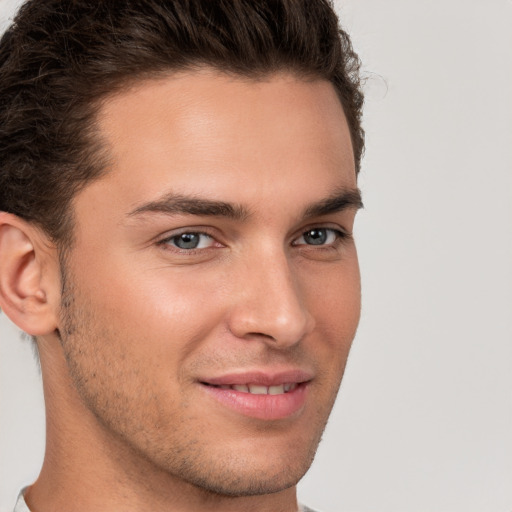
[128,187,363,221]
[128,193,250,220]
[302,187,363,218]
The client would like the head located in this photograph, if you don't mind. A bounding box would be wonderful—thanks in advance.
[0,0,364,506]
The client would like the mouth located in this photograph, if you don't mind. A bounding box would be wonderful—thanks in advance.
[202,382,299,395]
[199,371,311,420]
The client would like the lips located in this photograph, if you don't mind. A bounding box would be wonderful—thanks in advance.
[201,369,313,387]
[199,370,312,420]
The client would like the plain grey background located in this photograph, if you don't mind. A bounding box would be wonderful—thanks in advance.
[1,0,511,511]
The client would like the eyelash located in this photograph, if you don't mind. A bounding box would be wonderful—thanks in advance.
[157,230,218,253]
[291,227,350,248]
[157,227,351,253]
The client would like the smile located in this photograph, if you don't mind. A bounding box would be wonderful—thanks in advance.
[206,383,298,395]
[200,373,310,420]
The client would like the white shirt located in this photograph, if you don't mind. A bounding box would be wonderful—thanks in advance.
[14,489,321,512]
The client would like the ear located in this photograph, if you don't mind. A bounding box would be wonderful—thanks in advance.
[0,212,60,336]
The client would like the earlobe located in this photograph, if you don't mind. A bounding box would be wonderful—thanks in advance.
[0,212,59,336]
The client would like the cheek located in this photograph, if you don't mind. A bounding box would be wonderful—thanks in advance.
[70,255,230,363]
[306,255,361,335]
[75,250,224,330]
[302,254,361,378]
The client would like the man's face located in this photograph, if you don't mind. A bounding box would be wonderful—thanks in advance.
[56,69,361,496]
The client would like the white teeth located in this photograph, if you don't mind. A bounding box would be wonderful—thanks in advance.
[224,383,297,394]
[268,384,285,395]
[232,384,249,392]
[248,384,268,395]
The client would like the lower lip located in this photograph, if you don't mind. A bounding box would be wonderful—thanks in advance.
[201,383,308,420]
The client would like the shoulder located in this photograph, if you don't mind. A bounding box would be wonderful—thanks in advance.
[300,505,323,512]
[13,489,31,512]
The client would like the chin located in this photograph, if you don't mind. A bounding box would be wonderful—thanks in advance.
[153,432,321,498]
[180,461,310,498]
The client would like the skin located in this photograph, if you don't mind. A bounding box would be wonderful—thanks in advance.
[0,69,361,512]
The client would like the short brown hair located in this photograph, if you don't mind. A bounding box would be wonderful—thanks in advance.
[0,0,364,244]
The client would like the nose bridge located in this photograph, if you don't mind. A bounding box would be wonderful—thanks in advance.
[228,246,315,347]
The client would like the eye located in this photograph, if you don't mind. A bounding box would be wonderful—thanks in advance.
[294,228,342,246]
[163,232,215,250]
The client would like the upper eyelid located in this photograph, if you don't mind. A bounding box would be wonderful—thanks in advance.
[157,227,218,243]
[293,227,347,241]
[155,225,350,247]
[157,231,219,253]
[293,224,350,239]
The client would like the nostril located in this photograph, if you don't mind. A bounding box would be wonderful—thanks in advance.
[244,332,276,342]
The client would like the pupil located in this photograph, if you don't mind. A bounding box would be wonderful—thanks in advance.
[175,233,199,249]
[304,229,327,245]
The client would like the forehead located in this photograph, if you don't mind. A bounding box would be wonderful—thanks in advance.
[83,69,355,217]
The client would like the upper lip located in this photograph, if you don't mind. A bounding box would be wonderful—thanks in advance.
[200,369,314,387]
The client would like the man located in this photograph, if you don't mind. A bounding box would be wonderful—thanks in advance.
[0,1,364,511]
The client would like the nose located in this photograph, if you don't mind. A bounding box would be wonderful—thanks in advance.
[227,252,315,349]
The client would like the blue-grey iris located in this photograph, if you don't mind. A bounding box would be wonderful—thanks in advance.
[303,229,328,245]
[174,233,201,249]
